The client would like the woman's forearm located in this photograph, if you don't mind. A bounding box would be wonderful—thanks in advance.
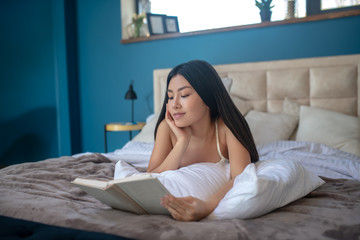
[207,179,234,212]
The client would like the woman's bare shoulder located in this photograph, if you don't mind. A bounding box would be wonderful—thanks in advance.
[217,117,230,134]
[158,118,167,128]
[156,119,170,136]
[217,116,240,143]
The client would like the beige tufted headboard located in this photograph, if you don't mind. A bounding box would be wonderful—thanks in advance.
[153,54,360,117]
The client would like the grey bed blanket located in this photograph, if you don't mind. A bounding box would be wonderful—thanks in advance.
[0,153,359,240]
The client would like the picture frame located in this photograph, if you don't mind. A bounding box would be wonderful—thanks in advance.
[146,13,166,35]
[164,16,180,33]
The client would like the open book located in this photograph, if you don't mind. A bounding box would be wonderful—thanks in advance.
[72,173,170,215]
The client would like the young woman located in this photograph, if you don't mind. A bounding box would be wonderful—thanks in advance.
[147,60,258,221]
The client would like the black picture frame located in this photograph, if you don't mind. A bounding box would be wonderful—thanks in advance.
[306,0,360,15]
[164,16,179,33]
[146,13,166,35]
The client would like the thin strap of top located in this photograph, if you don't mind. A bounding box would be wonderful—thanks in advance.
[215,119,228,162]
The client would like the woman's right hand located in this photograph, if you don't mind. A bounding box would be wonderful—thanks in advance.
[165,103,192,144]
[147,105,191,173]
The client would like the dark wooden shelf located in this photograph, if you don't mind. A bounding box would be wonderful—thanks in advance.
[121,9,360,44]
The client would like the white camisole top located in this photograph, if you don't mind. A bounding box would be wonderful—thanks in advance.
[215,119,229,163]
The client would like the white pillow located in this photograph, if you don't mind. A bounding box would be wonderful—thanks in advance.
[112,141,154,170]
[282,97,300,119]
[296,106,360,156]
[114,159,230,201]
[221,77,232,92]
[114,158,324,219]
[154,161,230,201]
[230,95,252,115]
[245,110,298,146]
[209,159,325,219]
[132,113,159,143]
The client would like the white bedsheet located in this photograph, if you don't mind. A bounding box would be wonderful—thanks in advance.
[73,141,153,170]
[258,141,360,180]
[105,141,154,170]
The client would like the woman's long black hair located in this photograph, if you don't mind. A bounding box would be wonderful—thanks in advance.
[154,60,259,163]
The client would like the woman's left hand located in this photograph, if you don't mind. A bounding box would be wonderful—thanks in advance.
[161,194,213,221]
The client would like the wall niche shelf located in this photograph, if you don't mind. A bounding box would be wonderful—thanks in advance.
[121,9,360,44]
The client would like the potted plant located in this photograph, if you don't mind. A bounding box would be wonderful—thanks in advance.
[255,0,274,22]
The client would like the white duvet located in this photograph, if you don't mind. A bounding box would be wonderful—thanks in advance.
[109,140,360,219]
[110,140,360,180]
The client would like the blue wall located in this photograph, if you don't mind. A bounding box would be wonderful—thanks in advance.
[0,0,60,165]
[1,0,360,165]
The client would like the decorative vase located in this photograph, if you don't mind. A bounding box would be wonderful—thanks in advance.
[126,23,135,38]
[126,21,147,39]
[133,22,142,38]
[260,10,272,22]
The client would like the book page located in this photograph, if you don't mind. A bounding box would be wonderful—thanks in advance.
[73,173,153,189]
[72,178,108,189]
[108,173,153,185]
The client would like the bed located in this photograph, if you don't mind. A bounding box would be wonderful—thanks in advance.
[1,54,360,240]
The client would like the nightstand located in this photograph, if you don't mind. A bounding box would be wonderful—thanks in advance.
[104,122,145,152]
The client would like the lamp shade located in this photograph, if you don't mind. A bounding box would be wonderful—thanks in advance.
[125,84,137,100]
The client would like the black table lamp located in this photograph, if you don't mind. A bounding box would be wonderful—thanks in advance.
[125,82,137,123]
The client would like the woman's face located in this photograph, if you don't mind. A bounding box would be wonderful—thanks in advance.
[167,74,209,127]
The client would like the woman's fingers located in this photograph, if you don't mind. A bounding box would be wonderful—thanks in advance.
[167,206,186,221]
[161,195,198,221]
[162,195,213,221]
[162,195,187,212]
[165,105,178,130]
[165,104,172,122]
